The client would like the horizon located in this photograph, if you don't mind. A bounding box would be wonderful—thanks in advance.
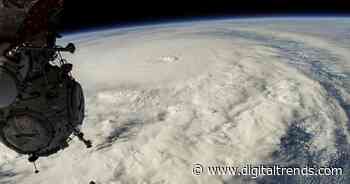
[62,15,350,36]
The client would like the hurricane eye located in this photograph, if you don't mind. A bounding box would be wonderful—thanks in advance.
[159,56,179,63]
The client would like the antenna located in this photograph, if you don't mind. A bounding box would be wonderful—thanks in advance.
[28,154,40,173]
[74,131,92,149]
[33,161,39,174]
[17,43,76,54]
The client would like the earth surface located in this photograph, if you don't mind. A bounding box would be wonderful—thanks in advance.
[0,17,350,184]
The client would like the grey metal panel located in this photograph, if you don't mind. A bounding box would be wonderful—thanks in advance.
[0,67,17,108]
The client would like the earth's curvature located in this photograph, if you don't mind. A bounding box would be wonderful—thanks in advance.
[0,17,350,184]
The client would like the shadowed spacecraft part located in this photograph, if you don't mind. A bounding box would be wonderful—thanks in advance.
[0,0,91,173]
